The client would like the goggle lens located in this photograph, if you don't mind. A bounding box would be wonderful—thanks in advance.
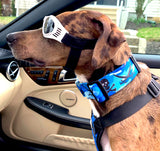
[42,15,68,43]
[43,17,55,34]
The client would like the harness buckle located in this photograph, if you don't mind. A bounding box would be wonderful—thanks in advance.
[147,78,160,98]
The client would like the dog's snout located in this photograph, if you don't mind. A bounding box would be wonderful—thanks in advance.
[7,33,17,43]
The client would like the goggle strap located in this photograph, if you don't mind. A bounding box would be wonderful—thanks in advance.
[62,33,97,49]
[63,47,82,72]
[62,34,97,72]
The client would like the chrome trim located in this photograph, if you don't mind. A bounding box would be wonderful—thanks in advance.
[6,61,20,82]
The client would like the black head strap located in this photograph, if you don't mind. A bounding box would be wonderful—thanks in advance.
[62,33,97,72]
[63,47,82,72]
[62,34,97,50]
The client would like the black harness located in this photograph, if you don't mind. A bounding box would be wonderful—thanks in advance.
[92,77,160,151]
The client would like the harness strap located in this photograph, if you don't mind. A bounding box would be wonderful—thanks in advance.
[94,91,152,131]
[92,78,160,151]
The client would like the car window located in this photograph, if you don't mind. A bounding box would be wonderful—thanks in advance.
[0,0,43,30]
[1,0,160,56]
[79,0,160,55]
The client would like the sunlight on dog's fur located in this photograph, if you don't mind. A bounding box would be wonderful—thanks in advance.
[7,10,160,151]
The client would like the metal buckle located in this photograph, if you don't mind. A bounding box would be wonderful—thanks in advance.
[147,78,160,98]
[87,81,109,103]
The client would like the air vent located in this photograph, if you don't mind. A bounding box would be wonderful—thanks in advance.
[6,61,20,82]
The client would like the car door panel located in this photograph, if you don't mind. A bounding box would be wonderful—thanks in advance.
[1,68,96,151]
[150,69,160,77]
[133,54,160,79]
[0,73,22,111]
[134,54,160,68]
[24,66,64,85]
[24,97,91,129]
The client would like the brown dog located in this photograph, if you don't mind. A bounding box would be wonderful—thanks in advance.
[7,10,160,151]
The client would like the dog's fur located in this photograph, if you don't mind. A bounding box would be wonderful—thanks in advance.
[7,10,160,151]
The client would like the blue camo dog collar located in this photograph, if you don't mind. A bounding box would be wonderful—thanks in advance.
[76,56,140,103]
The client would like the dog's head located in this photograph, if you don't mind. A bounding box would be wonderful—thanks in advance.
[7,10,130,76]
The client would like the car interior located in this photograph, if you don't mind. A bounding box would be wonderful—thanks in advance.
[0,0,160,150]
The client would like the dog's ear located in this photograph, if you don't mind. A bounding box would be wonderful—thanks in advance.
[108,23,126,47]
[90,14,126,69]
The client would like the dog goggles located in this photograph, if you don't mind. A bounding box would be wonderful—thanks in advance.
[42,15,68,43]
[42,15,97,71]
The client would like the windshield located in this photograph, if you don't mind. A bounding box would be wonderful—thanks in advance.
[0,0,42,30]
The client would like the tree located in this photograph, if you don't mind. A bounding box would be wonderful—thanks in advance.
[1,0,12,16]
[0,0,2,16]
[12,0,16,16]
[136,0,152,19]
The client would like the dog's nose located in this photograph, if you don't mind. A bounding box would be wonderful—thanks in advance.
[6,33,17,43]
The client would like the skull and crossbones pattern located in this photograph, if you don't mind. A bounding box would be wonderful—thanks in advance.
[100,79,116,93]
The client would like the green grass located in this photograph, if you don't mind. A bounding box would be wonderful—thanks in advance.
[137,27,160,41]
[0,16,16,25]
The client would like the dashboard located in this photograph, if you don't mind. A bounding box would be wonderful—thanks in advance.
[0,48,76,86]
